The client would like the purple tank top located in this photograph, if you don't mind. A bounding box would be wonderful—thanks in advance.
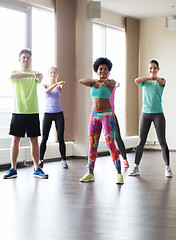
[45,85,63,113]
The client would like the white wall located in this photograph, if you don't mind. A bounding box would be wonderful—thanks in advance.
[139,18,176,150]
[96,8,124,29]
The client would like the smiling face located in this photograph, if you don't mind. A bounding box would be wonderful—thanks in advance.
[148,62,159,77]
[48,67,58,83]
[97,64,110,79]
[19,53,31,71]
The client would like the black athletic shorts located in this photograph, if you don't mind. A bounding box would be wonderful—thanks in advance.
[9,113,41,138]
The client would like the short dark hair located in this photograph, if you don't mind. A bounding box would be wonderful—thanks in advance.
[149,59,159,68]
[19,48,32,57]
[93,57,112,72]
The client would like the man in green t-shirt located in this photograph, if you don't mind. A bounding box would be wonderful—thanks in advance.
[3,48,48,179]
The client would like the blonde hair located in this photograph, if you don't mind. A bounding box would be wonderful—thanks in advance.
[48,66,58,73]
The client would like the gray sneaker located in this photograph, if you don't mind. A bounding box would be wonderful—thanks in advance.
[165,168,173,178]
[129,167,139,176]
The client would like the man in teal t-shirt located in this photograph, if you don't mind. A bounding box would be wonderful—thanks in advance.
[3,48,48,179]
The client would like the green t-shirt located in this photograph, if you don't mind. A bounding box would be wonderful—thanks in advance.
[10,70,41,114]
[141,79,165,113]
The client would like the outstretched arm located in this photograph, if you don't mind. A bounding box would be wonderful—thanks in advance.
[115,81,120,88]
[44,83,57,93]
[58,80,66,92]
[106,79,116,88]
[34,73,43,82]
[135,77,165,86]
[10,72,35,79]
[79,78,117,89]
[151,77,165,86]
[97,79,116,88]
[79,78,97,87]
[10,72,43,82]
[44,81,66,94]
[134,77,149,85]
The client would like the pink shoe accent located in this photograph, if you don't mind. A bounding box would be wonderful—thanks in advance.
[123,160,129,168]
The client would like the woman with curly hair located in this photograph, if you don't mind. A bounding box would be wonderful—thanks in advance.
[79,57,124,184]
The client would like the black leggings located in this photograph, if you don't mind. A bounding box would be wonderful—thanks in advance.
[40,112,66,160]
[135,112,169,166]
[114,114,127,160]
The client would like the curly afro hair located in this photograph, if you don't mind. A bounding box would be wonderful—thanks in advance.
[93,57,112,72]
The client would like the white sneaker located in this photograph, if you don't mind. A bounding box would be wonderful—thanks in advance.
[129,167,140,176]
[61,160,68,169]
[165,168,173,178]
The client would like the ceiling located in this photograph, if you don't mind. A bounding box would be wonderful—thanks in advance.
[100,0,176,19]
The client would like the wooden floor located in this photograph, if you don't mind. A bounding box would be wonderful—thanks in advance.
[0,150,176,240]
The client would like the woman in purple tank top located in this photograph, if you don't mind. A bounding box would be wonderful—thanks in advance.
[39,67,68,169]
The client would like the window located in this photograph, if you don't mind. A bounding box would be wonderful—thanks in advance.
[93,23,125,136]
[0,5,26,139]
[0,7,26,97]
[32,7,55,143]
[0,2,54,141]
[32,8,54,83]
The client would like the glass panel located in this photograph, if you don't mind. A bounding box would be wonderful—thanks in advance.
[93,24,105,79]
[32,8,55,142]
[93,24,106,61]
[0,6,26,138]
[0,6,25,97]
[32,8,54,80]
[106,27,125,135]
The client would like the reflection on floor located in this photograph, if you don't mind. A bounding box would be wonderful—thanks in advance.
[0,150,176,240]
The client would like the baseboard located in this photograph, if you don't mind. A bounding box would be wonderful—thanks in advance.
[0,136,140,166]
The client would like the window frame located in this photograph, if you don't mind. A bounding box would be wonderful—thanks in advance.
[0,0,54,143]
[93,22,126,136]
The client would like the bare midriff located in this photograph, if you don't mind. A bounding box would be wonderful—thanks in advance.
[92,98,112,111]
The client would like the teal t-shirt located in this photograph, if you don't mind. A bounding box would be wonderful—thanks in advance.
[141,79,165,113]
[10,70,41,114]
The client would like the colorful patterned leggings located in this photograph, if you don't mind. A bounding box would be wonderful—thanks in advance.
[88,110,121,173]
